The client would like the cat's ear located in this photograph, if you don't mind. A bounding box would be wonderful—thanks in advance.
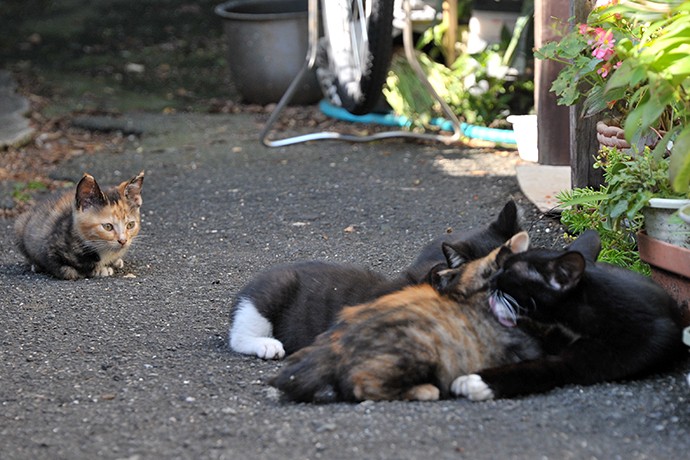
[496,231,530,266]
[121,171,145,208]
[547,252,585,291]
[508,231,530,253]
[442,242,466,269]
[75,174,106,211]
[567,229,601,262]
[491,200,522,238]
[428,263,458,294]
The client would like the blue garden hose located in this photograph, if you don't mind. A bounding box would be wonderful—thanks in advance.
[318,100,517,145]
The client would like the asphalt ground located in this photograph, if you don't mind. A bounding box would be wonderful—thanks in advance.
[1,112,689,460]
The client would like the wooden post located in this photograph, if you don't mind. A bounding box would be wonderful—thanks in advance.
[442,1,458,66]
[570,0,604,188]
[535,0,571,166]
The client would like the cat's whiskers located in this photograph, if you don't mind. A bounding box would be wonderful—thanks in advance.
[491,290,524,325]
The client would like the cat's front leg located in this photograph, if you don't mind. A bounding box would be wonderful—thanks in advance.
[112,258,124,269]
[453,358,569,401]
[229,299,286,359]
[451,374,494,401]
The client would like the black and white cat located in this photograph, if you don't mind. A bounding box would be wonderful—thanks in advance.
[448,230,686,400]
[229,200,522,359]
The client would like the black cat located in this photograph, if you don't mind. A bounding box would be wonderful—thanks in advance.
[448,230,686,400]
[228,200,522,359]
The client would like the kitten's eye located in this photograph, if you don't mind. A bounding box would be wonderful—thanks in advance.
[102,223,114,231]
[126,221,136,230]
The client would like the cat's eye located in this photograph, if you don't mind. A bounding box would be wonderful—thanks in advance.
[126,221,136,230]
[102,223,114,231]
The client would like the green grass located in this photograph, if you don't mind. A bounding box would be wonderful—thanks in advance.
[13,181,48,203]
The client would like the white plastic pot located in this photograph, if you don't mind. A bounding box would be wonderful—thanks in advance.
[507,114,538,162]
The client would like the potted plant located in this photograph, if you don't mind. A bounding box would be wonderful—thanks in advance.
[538,0,690,185]
[544,0,690,321]
[534,1,637,146]
[593,0,690,318]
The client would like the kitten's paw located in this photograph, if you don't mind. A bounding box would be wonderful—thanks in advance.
[60,266,82,280]
[113,258,124,269]
[405,384,440,401]
[252,338,286,360]
[92,266,114,277]
[451,374,494,401]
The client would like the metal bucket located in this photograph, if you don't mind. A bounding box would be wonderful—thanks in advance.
[215,0,322,105]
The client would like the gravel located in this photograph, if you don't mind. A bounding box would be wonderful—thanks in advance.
[1,112,687,460]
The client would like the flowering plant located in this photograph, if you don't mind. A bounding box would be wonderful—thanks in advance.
[538,0,690,193]
[605,0,690,193]
[535,0,637,119]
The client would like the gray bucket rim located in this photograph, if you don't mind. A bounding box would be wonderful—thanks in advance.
[215,0,307,21]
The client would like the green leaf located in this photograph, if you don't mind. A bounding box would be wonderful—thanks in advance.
[610,199,630,219]
[670,126,690,193]
[664,54,690,76]
[605,60,635,90]
[558,190,609,207]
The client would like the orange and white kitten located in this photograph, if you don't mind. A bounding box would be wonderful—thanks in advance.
[15,172,144,280]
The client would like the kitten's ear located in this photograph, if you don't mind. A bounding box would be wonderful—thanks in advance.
[491,200,522,238]
[496,231,530,266]
[507,231,530,253]
[428,263,458,294]
[122,171,145,208]
[442,242,466,269]
[75,174,106,211]
[548,252,585,291]
[567,229,601,262]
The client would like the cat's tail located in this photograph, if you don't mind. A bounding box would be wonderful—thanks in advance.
[269,344,341,403]
[13,211,32,258]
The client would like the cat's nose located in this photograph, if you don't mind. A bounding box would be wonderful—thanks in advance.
[117,238,127,246]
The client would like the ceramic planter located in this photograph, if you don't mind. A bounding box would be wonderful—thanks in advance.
[215,0,322,105]
[639,198,690,324]
[641,198,690,249]
[680,203,690,225]
[637,230,690,325]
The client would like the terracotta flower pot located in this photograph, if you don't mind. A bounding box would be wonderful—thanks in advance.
[637,230,690,325]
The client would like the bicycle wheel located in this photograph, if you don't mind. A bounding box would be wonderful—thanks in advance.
[317,0,395,115]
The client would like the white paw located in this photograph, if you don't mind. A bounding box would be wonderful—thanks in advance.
[93,266,114,277]
[252,338,286,360]
[113,258,124,269]
[451,374,494,401]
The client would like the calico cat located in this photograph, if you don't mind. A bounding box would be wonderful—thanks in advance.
[14,171,145,280]
[229,200,522,359]
[269,232,543,403]
[449,229,686,401]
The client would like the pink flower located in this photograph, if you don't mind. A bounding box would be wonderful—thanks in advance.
[578,23,590,36]
[591,28,616,60]
[597,62,612,78]
[595,0,619,7]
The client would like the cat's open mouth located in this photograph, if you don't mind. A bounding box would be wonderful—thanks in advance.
[489,291,520,328]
